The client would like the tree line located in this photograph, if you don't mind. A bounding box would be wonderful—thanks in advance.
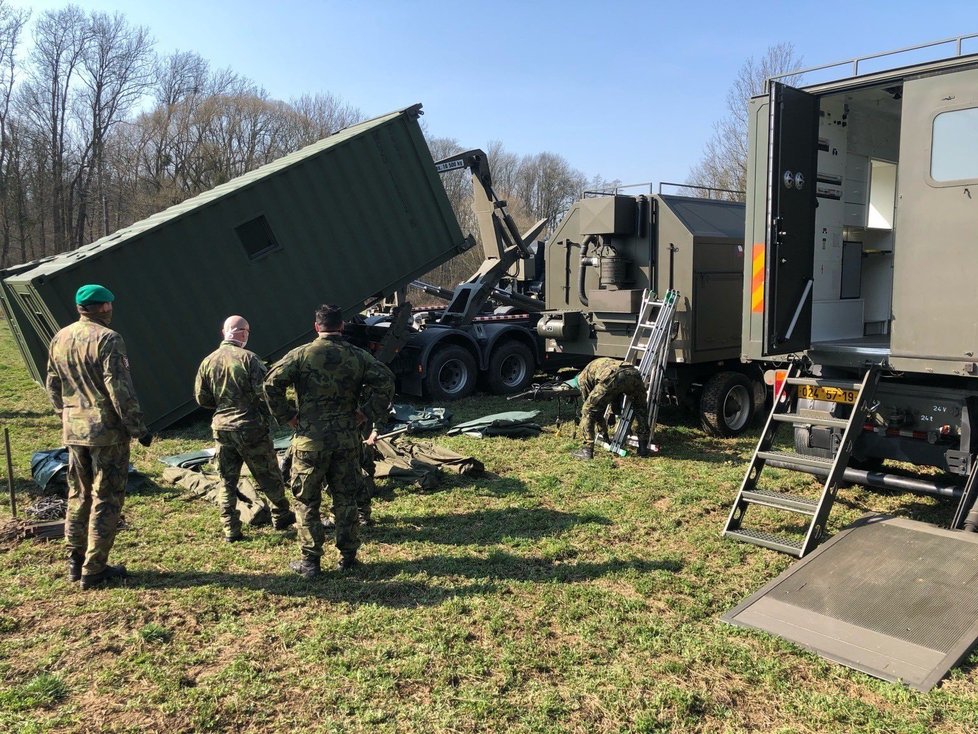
[0,1,601,288]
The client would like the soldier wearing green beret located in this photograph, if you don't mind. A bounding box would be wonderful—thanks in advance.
[264,304,394,578]
[194,315,295,541]
[572,357,653,460]
[45,284,151,590]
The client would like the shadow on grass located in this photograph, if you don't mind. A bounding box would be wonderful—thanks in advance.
[0,409,51,420]
[372,507,611,545]
[126,553,683,607]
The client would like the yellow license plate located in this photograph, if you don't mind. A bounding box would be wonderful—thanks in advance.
[797,385,857,404]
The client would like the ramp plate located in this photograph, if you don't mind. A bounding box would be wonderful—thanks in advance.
[724,515,978,691]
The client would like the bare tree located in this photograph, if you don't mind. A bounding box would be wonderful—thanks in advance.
[284,92,362,148]
[0,0,29,266]
[688,43,804,200]
[18,4,90,252]
[73,10,154,244]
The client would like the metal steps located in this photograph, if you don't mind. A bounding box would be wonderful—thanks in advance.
[722,365,881,557]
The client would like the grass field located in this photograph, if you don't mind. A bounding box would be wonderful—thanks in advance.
[1,318,976,733]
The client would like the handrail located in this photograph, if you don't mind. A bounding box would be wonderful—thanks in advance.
[769,32,978,85]
[584,181,745,199]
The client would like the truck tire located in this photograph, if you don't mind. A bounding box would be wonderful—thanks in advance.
[424,345,477,401]
[486,341,534,395]
[700,371,755,437]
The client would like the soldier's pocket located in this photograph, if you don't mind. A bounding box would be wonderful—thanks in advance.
[288,450,321,502]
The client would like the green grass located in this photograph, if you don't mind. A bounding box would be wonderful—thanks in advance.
[0,318,976,732]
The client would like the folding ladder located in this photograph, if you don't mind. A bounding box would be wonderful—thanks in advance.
[606,289,679,455]
[723,365,880,557]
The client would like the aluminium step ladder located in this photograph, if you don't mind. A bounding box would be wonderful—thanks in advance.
[605,289,679,455]
[722,364,880,557]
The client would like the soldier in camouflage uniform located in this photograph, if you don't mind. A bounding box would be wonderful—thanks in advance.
[572,357,653,460]
[45,284,151,590]
[194,315,295,541]
[356,424,381,525]
[264,304,394,578]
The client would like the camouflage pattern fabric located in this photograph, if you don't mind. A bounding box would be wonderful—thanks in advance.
[355,423,378,522]
[289,444,363,558]
[577,358,650,450]
[264,333,394,559]
[264,334,395,451]
[195,341,289,537]
[215,427,291,538]
[66,442,130,576]
[45,315,147,446]
[194,341,272,431]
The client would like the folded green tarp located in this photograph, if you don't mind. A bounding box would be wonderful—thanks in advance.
[446,411,541,438]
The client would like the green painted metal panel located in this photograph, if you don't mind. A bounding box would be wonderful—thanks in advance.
[3,104,470,430]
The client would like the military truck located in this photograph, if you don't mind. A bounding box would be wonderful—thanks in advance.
[726,35,978,555]
[535,189,763,436]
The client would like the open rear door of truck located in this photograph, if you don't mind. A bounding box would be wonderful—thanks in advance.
[762,82,819,357]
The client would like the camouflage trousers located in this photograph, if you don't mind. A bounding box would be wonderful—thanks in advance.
[356,438,378,522]
[288,437,362,560]
[215,427,290,537]
[66,442,129,576]
[578,366,651,449]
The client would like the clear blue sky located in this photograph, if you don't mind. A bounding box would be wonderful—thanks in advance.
[8,0,978,185]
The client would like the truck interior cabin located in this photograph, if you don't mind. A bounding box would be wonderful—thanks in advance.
[810,81,902,358]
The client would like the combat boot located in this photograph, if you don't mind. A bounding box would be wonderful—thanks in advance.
[636,443,654,458]
[80,564,127,590]
[225,532,245,543]
[337,553,361,572]
[68,551,84,582]
[273,510,296,531]
[571,445,594,461]
[289,556,321,579]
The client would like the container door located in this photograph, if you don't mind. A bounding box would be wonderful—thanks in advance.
[763,82,819,356]
[890,68,978,373]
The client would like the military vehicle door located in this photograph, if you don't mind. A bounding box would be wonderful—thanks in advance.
[891,67,978,370]
[763,82,819,356]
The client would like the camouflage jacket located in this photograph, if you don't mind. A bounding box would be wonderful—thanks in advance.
[578,357,623,399]
[45,315,147,446]
[263,333,395,451]
[194,341,273,433]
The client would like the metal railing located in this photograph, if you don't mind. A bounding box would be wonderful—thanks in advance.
[770,32,978,85]
[583,181,743,200]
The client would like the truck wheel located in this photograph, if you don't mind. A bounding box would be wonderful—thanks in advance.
[700,371,755,437]
[486,341,534,395]
[424,345,477,401]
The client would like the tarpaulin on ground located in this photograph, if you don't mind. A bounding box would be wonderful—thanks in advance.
[372,437,484,489]
[161,465,271,527]
[382,404,453,433]
[446,411,541,438]
[30,448,143,494]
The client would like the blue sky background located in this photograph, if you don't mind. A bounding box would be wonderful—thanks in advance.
[7,0,978,185]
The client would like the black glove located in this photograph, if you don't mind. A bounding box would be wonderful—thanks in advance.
[138,433,154,447]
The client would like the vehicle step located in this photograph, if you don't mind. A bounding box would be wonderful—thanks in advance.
[785,377,863,391]
[724,528,804,556]
[770,413,850,429]
[741,489,819,515]
[757,450,835,471]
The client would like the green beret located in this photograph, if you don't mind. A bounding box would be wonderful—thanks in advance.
[75,284,115,306]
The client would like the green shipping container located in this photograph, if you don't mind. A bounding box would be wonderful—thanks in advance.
[2,104,469,430]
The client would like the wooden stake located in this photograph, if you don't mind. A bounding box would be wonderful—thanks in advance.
[4,427,15,518]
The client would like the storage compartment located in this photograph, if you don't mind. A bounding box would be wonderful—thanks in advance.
[811,86,901,354]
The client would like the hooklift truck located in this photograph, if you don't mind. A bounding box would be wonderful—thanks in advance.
[365,149,552,401]
[724,35,978,557]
